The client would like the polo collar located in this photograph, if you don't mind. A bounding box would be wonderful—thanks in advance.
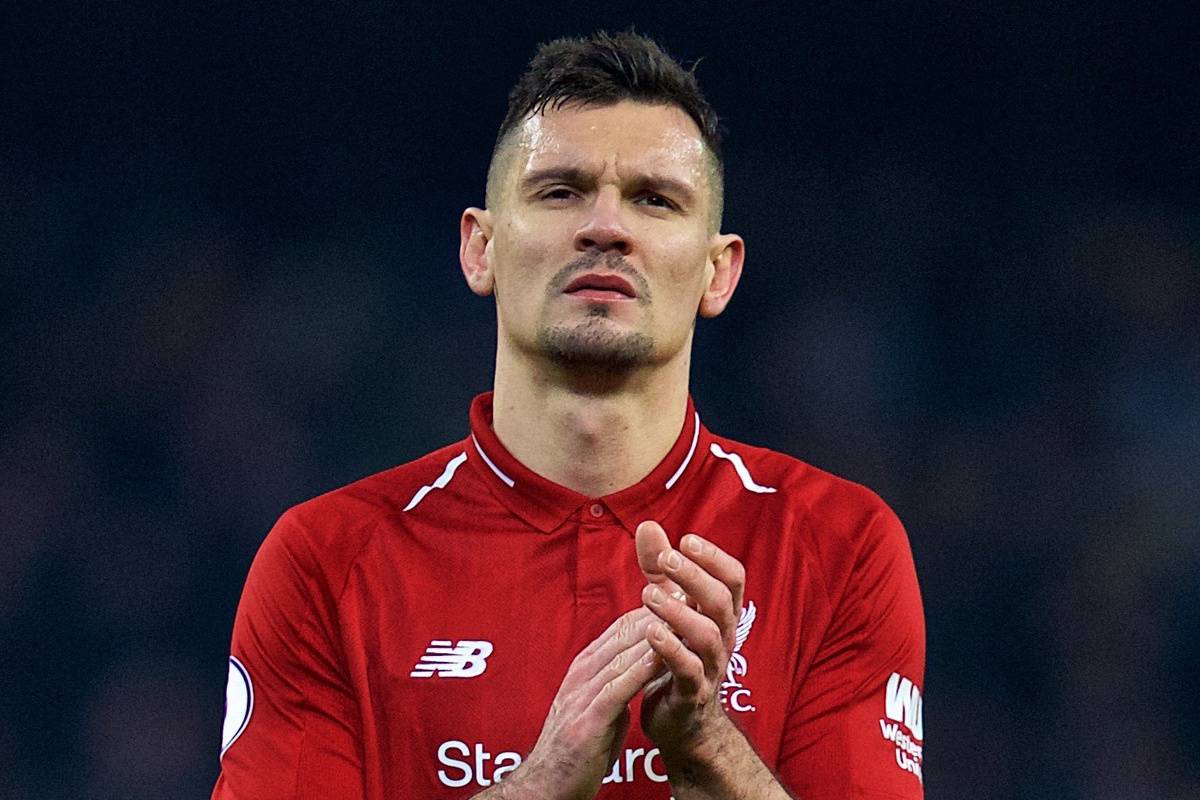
[466,392,710,534]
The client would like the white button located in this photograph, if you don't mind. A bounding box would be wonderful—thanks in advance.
[589,503,604,518]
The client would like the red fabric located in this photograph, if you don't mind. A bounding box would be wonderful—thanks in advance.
[212,393,925,799]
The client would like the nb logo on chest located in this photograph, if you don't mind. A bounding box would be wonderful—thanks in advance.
[410,640,494,678]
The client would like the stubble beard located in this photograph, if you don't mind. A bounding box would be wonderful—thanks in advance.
[537,306,654,369]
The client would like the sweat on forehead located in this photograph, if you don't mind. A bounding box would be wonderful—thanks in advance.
[485,101,725,229]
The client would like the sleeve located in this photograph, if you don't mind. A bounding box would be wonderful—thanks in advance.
[211,511,364,800]
[777,504,926,799]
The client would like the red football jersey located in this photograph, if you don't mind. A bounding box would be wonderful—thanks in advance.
[212,393,925,799]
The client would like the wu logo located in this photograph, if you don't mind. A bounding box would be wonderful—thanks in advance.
[883,672,924,739]
[879,672,924,784]
[719,601,757,712]
[410,640,494,678]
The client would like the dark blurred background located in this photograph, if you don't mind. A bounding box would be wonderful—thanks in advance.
[2,2,1197,798]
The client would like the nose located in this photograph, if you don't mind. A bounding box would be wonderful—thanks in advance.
[573,187,632,256]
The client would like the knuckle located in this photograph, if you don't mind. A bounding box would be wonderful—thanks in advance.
[731,562,746,590]
[716,583,733,611]
[700,619,723,651]
[599,678,621,705]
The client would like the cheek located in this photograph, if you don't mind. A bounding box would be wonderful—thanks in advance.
[491,223,562,322]
[496,219,558,279]
[659,244,711,301]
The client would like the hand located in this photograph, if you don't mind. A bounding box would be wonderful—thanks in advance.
[485,607,662,800]
[635,521,746,762]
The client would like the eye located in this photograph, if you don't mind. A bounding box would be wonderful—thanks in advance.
[636,193,678,210]
[540,186,578,201]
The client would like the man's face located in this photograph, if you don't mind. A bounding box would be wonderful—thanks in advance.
[464,100,740,371]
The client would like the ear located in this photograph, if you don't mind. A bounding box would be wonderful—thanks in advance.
[459,207,495,297]
[699,233,745,318]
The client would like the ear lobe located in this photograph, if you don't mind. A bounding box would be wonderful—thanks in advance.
[699,234,745,318]
[460,208,495,297]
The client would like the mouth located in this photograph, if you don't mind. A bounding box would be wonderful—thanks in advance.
[562,272,638,301]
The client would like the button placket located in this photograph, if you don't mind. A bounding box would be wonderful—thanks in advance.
[576,501,618,606]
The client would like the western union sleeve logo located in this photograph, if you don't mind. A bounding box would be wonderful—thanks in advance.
[880,672,924,783]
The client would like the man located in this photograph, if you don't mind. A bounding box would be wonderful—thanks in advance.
[212,31,925,800]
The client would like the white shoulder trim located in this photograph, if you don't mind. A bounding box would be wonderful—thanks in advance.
[472,434,515,488]
[665,412,701,490]
[403,451,469,511]
[710,443,777,494]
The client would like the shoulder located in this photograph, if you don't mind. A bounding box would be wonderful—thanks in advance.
[704,431,910,580]
[252,440,471,595]
[707,433,921,656]
[706,432,898,528]
[288,439,470,532]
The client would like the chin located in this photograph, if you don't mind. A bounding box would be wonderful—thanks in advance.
[536,320,655,368]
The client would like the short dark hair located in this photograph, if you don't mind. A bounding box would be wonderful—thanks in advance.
[486,31,724,225]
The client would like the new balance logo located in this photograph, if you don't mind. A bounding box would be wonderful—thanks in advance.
[410,640,494,678]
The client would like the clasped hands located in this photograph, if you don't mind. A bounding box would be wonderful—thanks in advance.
[493,520,746,800]
[635,519,746,758]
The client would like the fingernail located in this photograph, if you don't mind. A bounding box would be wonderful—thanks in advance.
[665,551,682,570]
[651,623,667,642]
[647,586,664,605]
[685,535,703,555]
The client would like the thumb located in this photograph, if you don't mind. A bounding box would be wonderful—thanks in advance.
[635,520,693,610]
[635,520,672,584]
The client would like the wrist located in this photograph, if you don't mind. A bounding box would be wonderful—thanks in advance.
[488,753,592,800]
[656,708,740,786]
[493,757,553,800]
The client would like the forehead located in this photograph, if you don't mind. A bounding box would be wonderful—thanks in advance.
[510,100,710,185]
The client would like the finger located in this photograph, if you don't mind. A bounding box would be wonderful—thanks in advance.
[646,620,704,699]
[642,583,725,678]
[573,607,654,680]
[582,635,654,697]
[635,520,690,603]
[635,520,672,584]
[584,634,665,719]
[681,533,746,614]
[655,548,737,649]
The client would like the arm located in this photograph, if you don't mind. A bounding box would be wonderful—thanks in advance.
[775,507,926,799]
[635,522,794,800]
[634,507,926,800]
[211,513,364,800]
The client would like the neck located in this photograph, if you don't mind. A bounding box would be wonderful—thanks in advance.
[491,341,691,497]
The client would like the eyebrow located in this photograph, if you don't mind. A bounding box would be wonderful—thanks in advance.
[519,166,697,206]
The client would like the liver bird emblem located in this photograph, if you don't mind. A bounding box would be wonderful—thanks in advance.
[726,601,757,680]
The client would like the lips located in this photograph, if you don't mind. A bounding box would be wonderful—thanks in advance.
[562,272,638,298]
